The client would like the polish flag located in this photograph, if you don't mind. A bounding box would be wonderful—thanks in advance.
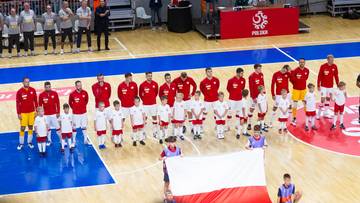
[165,149,272,203]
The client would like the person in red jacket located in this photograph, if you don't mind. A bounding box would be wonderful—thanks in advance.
[226,67,246,124]
[69,80,90,146]
[159,73,176,107]
[92,73,111,111]
[200,67,220,116]
[269,65,291,127]
[248,64,265,130]
[16,77,38,150]
[118,73,138,120]
[317,54,339,119]
[39,81,60,146]
[173,72,197,133]
[290,58,310,126]
[139,72,159,137]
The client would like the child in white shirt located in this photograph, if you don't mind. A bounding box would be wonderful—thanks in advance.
[109,100,124,148]
[172,93,186,140]
[157,96,172,144]
[59,103,74,152]
[331,81,347,130]
[278,89,291,135]
[237,89,251,138]
[214,92,229,139]
[130,96,146,146]
[34,106,48,157]
[191,91,205,140]
[304,83,317,131]
[94,102,108,149]
[257,85,268,132]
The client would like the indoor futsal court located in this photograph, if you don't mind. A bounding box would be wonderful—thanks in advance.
[0,0,360,202]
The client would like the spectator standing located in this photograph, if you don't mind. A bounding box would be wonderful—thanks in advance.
[149,0,163,30]
[59,1,74,54]
[5,8,21,58]
[42,5,58,55]
[95,0,110,51]
[0,11,3,58]
[20,2,36,56]
[76,0,93,53]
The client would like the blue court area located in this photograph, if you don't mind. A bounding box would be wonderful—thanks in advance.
[0,130,115,196]
[0,41,360,84]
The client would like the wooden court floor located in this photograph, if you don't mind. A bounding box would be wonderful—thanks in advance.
[0,15,360,203]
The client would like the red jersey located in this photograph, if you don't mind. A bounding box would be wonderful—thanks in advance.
[248,72,265,99]
[173,76,197,101]
[16,87,38,114]
[317,63,339,88]
[200,77,220,102]
[159,82,177,107]
[92,82,111,108]
[139,80,159,105]
[271,71,290,96]
[227,76,246,101]
[117,81,138,108]
[68,90,89,114]
[39,90,60,115]
[290,67,309,90]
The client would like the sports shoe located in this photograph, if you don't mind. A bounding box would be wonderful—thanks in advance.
[28,143,34,149]
[52,50,57,55]
[46,141,52,146]
[330,124,336,130]
[159,139,163,144]
[243,132,251,137]
[70,147,74,153]
[193,135,197,140]
[133,141,137,146]
[8,54,12,58]
[305,126,309,131]
[261,128,268,132]
[278,129,282,134]
[312,126,318,131]
[30,51,35,56]
[283,128,288,134]
[291,118,297,126]
[182,126,187,134]
[88,47,93,52]
[105,47,110,51]
[247,124,252,130]
[24,52,28,57]
[17,53,22,57]
[61,148,65,153]
[44,50,48,55]
[17,144,24,150]
[139,140,146,145]
[60,49,64,55]
[340,123,346,129]
[197,134,202,140]
[236,134,240,139]
[179,136,185,141]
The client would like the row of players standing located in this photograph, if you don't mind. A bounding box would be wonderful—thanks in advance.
[15,55,342,152]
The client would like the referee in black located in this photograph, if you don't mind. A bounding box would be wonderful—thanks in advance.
[95,0,110,51]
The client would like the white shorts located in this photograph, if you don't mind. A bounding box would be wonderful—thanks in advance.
[45,114,60,130]
[72,114,88,129]
[320,87,333,98]
[204,101,215,113]
[228,100,241,114]
[274,93,291,107]
[143,104,158,117]
[122,107,131,119]
[184,100,192,111]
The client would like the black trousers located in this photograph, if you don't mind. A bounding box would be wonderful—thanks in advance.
[44,30,56,50]
[77,27,91,48]
[61,28,73,43]
[8,34,20,54]
[96,24,109,49]
[151,8,162,26]
[23,31,35,52]
[0,31,2,54]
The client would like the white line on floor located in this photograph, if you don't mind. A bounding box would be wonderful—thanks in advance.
[114,37,135,58]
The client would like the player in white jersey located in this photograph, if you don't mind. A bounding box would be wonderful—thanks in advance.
[214,92,229,139]
[236,89,251,138]
[94,102,108,149]
[304,83,317,131]
[157,96,172,144]
[109,100,124,148]
[172,93,186,140]
[277,89,291,135]
[130,96,146,146]
[331,81,347,130]
[257,86,268,132]
[59,103,74,152]
[34,107,48,157]
[191,91,205,140]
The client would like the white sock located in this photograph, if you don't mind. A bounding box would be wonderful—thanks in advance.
[242,123,247,134]
[72,131,77,145]
[305,117,309,127]
[67,137,72,147]
[179,126,184,137]
[38,143,42,152]
[19,136,25,144]
[260,120,265,129]
[270,110,276,125]
[340,114,344,124]
[97,136,102,146]
[82,129,88,143]
[333,115,338,125]
[27,133,33,143]
[164,128,168,138]
[132,132,137,142]
[61,139,65,149]
[47,130,52,142]
[311,117,315,127]
[42,143,46,152]
[56,130,61,143]
[248,114,253,125]
[102,135,106,145]
[318,103,324,117]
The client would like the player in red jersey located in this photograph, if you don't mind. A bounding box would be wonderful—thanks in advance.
[159,73,176,107]
[226,67,246,129]
[39,81,61,146]
[248,64,265,130]
[269,65,291,127]
[290,58,310,126]
[117,73,138,120]
[317,54,339,119]
[16,77,38,150]
[173,72,197,133]
[69,80,90,146]
[92,73,111,114]
[200,67,220,116]
[139,72,159,137]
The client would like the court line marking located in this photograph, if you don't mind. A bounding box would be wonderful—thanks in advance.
[92,143,119,184]
[114,37,135,58]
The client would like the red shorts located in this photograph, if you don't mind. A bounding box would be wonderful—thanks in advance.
[112,130,123,136]
[37,136,47,143]
[334,104,345,113]
[132,124,144,130]
[160,121,169,127]
[278,118,288,122]
[240,117,248,122]
[97,130,106,136]
[61,133,72,139]
[306,111,316,116]
[258,112,266,119]
[172,120,184,124]
[192,119,203,125]
[216,120,226,125]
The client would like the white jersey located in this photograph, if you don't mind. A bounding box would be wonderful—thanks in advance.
[94,110,107,131]
[130,105,145,125]
[214,100,229,120]
[157,104,171,122]
[173,100,186,121]
[257,93,267,113]
[333,89,346,106]
[60,113,73,133]
[34,116,47,137]
[238,98,249,117]
[305,92,316,112]
[110,109,124,130]
[278,97,290,119]
[191,99,205,120]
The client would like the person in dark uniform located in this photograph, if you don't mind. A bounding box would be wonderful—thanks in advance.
[149,0,163,30]
[95,0,110,51]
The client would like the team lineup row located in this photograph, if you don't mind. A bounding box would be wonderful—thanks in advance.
[15,55,343,153]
